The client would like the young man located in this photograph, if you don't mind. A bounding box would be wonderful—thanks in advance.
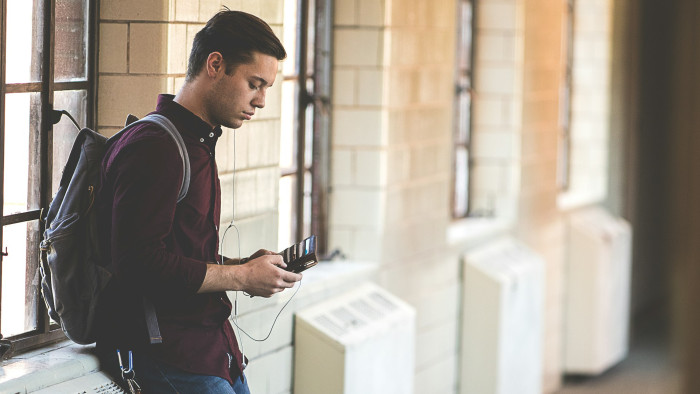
[95,11,302,393]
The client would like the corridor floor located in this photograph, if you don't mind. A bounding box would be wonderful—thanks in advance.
[556,306,680,394]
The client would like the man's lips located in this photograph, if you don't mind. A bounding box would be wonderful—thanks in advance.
[243,112,254,120]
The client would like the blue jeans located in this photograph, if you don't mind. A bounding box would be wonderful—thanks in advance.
[99,350,250,394]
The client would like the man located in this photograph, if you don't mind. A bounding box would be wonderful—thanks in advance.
[95,10,302,393]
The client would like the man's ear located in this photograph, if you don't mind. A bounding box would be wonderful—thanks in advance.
[206,52,225,78]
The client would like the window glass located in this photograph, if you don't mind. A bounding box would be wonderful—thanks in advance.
[454,148,469,218]
[278,0,328,253]
[3,93,39,215]
[278,176,295,250]
[283,0,298,76]
[6,0,44,83]
[280,80,297,171]
[303,170,312,236]
[52,89,88,195]
[0,221,38,337]
[452,0,475,219]
[0,0,93,354]
[54,0,89,81]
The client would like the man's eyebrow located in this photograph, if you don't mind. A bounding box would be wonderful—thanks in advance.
[251,76,270,87]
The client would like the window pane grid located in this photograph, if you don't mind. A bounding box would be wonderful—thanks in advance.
[279,0,318,249]
[1,221,37,337]
[5,0,44,84]
[0,0,95,356]
[557,0,575,190]
[452,0,475,219]
[54,0,89,82]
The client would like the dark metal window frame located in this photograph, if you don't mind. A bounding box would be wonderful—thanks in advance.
[452,0,477,219]
[557,0,575,191]
[281,0,331,255]
[0,0,98,359]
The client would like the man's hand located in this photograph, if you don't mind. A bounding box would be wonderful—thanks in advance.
[223,248,276,265]
[248,248,277,260]
[236,253,302,297]
[199,252,302,296]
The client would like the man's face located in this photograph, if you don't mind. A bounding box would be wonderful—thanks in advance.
[205,51,278,129]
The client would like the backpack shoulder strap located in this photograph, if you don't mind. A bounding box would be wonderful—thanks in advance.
[116,114,191,203]
[107,114,191,345]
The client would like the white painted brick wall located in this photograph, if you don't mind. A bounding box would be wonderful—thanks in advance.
[100,0,170,21]
[478,1,519,31]
[355,149,387,187]
[358,0,385,27]
[199,0,223,22]
[334,28,384,67]
[331,148,354,186]
[334,0,357,26]
[477,65,518,95]
[330,188,385,228]
[332,109,386,146]
[245,347,294,394]
[99,23,128,73]
[332,68,357,106]
[357,69,385,106]
[91,2,618,394]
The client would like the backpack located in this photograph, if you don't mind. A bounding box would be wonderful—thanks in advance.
[38,113,190,345]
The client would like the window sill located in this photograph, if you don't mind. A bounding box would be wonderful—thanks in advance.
[233,259,379,310]
[557,189,605,212]
[0,341,99,393]
[0,262,378,393]
[447,216,512,247]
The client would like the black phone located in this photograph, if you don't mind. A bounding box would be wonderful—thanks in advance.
[280,235,318,273]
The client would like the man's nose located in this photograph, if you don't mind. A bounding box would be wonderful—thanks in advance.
[252,91,266,108]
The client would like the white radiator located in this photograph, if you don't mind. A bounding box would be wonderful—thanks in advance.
[31,371,125,393]
[461,237,544,394]
[294,282,416,394]
[563,206,632,374]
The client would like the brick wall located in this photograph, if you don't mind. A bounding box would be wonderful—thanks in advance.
[98,0,283,256]
[329,0,460,391]
[96,0,618,393]
[517,0,567,391]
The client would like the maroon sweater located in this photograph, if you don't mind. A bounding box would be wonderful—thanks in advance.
[95,94,243,384]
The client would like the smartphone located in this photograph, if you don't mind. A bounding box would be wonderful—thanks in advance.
[280,235,318,273]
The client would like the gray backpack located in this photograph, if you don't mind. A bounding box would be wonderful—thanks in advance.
[39,114,190,345]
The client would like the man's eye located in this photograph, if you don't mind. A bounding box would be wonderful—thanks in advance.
[249,83,258,90]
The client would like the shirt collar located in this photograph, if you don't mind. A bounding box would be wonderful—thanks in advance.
[154,94,223,144]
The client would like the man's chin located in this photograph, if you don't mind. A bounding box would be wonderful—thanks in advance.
[224,120,244,129]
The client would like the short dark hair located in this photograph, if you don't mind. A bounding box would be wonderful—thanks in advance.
[186,10,287,81]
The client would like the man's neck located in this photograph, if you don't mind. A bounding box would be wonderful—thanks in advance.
[174,82,214,127]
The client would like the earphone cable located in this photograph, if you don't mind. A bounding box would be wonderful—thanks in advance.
[230,279,302,342]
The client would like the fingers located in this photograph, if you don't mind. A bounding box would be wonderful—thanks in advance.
[266,254,287,269]
[250,249,279,260]
[241,254,303,297]
[280,270,302,285]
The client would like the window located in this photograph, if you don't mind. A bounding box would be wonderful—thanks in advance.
[452,0,476,219]
[278,0,331,254]
[0,0,96,357]
[557,0,574,190]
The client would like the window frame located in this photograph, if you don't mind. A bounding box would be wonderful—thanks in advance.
[0,0,98,359]
[279,0,331,255]
[452,0,477,220]
[557,0,575,191]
